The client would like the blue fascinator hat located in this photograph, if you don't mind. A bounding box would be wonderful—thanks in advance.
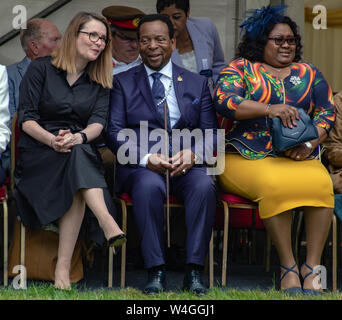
[240,5,287,39]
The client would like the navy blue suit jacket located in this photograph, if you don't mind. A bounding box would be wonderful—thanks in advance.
[106,63,217,192]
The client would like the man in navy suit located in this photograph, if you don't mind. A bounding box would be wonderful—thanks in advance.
[107,14,218,295]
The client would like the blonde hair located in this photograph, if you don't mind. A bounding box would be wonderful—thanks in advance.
[52,12,113,88]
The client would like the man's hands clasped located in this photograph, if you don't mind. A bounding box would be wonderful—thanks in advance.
[146,149,196,177]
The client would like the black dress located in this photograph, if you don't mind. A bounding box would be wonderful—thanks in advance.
[14,56,113,238]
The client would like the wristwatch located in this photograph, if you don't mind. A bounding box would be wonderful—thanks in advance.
[304,141,313,153]
[79,132,87,144]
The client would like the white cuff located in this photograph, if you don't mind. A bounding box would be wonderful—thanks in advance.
[139,153,151,167]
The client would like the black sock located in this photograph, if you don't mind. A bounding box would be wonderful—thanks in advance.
[186,263,203,272]
[149,264,166,272]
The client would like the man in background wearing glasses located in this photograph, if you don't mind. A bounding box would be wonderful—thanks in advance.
[102,6,146,75]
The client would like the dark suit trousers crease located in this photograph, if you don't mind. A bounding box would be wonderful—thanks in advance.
[121,166,216,269]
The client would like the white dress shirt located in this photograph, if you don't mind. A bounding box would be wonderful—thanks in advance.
[0,65,11,154]
[140,61,181,167]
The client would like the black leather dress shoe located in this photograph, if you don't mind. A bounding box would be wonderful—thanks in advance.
[143,268,166,295]
[183,269,207,295]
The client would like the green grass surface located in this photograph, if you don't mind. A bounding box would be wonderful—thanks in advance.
[0,284,341,300]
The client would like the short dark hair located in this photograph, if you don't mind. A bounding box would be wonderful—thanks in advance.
[237,16,302,63]
[137,14,174,40]
[156,0,190,15]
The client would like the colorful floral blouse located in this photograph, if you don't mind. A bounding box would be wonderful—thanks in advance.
[213,58,336,159]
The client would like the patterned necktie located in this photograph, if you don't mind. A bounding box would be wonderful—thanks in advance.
[151,72,171,132]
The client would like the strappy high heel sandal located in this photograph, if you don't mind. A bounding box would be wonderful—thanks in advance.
[301,263,323,296]
[280,263,303,295]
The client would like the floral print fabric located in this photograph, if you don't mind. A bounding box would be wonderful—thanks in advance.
[214,58,336,159]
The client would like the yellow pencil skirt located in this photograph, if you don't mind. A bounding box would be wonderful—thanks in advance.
[218,154,334,219]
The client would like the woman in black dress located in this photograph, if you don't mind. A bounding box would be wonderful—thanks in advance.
[14,12,126,290]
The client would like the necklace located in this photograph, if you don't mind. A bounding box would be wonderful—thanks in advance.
[265,64,282,72]
[156,78,173,107]
[264,64,288,73]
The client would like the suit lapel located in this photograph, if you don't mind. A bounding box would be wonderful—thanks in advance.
[172,64,187,128]
[135,65,165,128]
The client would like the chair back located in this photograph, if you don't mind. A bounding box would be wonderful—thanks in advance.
[10,112,21,192]
[215,113,264,229]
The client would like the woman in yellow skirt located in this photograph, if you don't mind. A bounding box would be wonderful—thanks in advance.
[214,6,335,295]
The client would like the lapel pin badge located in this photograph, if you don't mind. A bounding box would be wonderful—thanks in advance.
[177,76,183,82]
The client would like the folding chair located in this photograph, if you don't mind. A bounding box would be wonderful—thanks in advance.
[109,192,215,289]
[217,192,271,286]
[10,112,25,288]
[214,115,270,286]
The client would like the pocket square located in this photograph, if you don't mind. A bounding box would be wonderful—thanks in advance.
[192,98,200,105]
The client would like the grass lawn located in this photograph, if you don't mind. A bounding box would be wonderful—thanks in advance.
[0,283,342,300]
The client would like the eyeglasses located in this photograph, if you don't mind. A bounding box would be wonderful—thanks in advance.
[79,31,107,45]
[268,37,297,46]
[114,32,137,43]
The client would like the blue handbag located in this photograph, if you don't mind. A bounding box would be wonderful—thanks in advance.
[271,108,318,152]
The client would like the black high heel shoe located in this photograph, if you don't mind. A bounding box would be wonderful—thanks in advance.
[107,233,126,248]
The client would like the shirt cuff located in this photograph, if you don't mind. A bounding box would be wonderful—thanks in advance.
[139,153,151,167]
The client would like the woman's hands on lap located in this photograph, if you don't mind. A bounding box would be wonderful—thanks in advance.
[284,143,313,161]
[51,129,83,153]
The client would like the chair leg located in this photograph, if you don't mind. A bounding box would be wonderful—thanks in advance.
[108,246,113,288]
[120,200,127,289]
[221,200,229,287]
[332,214,337,292]
[3,200,8,286]
[209,229,214,289]
[20,222,25,289]
[108,200,128,289]
[293,210,304,265]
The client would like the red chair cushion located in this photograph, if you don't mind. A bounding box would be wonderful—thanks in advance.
[118,193,182,204]
[0,185,7,201]
[215,193,264,230]
[220,193,256,206]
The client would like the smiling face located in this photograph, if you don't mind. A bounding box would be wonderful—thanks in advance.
[139,20,175,71]
[159,4,188,39]
[263,23,296,67]
[76,19,107,64]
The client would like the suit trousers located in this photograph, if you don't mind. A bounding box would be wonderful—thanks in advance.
[122,166,216,269]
